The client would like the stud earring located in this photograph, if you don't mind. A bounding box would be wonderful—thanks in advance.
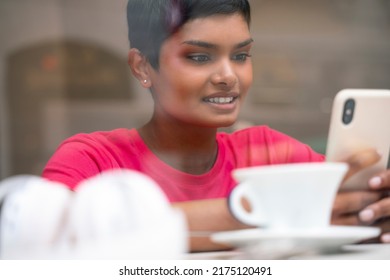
[143,80,147,84]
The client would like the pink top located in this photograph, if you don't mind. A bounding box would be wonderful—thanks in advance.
[42,126,324,202]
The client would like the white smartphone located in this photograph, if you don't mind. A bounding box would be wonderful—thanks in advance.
[326,89,390,190]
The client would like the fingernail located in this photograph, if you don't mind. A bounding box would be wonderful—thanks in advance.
[381,234,390,243]
[359,209,375,222]
[369,176,382,189]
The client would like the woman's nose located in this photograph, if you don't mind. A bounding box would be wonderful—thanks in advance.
[211,60,237,89]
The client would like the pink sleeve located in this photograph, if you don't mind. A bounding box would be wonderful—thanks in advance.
[42,141,102,190]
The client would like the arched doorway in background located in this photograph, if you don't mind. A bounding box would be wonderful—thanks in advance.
[6,40,132,176]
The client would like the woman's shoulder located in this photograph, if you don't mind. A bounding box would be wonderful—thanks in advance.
[61,128,139,146]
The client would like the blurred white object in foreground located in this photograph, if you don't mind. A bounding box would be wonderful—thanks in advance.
[0,170,188,259]
[0,175,71,259]
[68,169,188,259]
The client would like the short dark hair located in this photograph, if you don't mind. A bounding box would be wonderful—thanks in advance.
[127,0,251,69]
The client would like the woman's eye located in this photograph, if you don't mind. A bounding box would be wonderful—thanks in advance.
[187,54,211,63]
[233,53,252,62]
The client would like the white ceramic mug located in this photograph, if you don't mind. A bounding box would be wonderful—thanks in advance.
[229,162,348,230]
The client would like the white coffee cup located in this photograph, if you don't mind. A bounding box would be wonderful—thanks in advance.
[229,162,348,230]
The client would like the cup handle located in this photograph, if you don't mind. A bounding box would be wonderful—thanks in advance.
[228,183,267,227]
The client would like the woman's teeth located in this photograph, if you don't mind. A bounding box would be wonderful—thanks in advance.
[206,97,234,104]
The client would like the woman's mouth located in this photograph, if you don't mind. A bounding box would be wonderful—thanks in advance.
[203,96,237,104]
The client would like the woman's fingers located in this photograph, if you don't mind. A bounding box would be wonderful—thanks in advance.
[332,191,382,216]
[332,215,390,243]
[369,170,390,190]
[380,232,390,243]
[359,196,390,224]
[331,212,360,226]
[342,149,381,183]
[371,218,390,243]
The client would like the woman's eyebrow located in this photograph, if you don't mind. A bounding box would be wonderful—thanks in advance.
[182,40,217,49]
[182,38,254,49]
[235,38,254,49]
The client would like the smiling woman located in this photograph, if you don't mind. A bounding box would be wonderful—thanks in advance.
[136,14,253,130]
[41,0,390,252]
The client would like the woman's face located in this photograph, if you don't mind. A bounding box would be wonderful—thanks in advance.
[148,13,253,128]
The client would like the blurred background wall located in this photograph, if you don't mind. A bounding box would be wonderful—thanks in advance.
[0,0,389,179]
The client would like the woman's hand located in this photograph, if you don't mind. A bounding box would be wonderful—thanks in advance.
[331,149,390,243]
[331,189,390,242]
[358,169,390,242]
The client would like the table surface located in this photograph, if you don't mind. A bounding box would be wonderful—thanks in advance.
[186,244,390,260]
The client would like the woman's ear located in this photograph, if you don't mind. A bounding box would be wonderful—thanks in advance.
[128,48,151,88]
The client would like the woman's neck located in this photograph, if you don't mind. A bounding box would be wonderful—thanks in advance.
[137,119,219,175]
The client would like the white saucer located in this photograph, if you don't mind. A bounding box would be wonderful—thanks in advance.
[211,226,380,258]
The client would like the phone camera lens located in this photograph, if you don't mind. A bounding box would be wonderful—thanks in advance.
[342,99,355,125]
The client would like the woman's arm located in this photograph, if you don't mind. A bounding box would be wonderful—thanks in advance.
[172,198,250,252]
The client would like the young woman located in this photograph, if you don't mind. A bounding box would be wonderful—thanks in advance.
[42,0,390,251]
